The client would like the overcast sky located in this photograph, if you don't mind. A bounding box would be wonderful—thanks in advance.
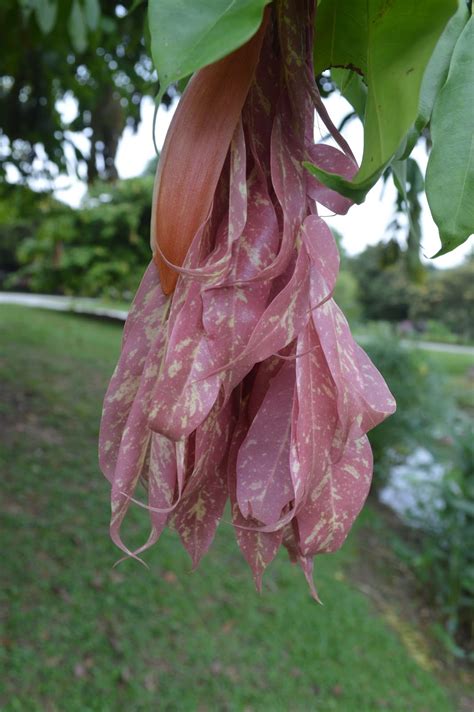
[54,93,472,269]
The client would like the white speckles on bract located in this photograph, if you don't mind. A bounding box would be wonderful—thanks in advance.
[98,0,395,599]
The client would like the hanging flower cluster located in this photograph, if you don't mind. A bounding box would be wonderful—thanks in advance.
[99,0,395,597]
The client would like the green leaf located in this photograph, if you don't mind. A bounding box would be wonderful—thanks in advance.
[390,158,424,277]
[331,68,367,120]
[426,17,474,256]
[400,0,470,159]
[302,162,376,204]
[391,160,407,204]
[83,0,100,31]
[35,0,57,34]
[100,16,116,34]
[68,0,88,53]
[314,1,368,78]
[416,1,470,133]
[148,0,270,88]
[311,0,458,202]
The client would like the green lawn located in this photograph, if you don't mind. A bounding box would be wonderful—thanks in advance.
[0,306,458,712]
[426,350,474,413]
[425,350,473,378]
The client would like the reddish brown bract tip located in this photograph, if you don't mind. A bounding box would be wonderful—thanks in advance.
[151,15,268,295]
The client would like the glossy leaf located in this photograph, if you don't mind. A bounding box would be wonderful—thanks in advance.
[331,68,367,120]
[426,16,474,255]
[416,1,470,133]
[314,1,367,78]
[310,0,458,202]
[400,1,470,159]
[148,0,271,88]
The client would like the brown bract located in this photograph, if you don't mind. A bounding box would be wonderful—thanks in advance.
[151,14,268,295]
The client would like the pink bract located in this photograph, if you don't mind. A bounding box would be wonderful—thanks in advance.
[99,0,396,597]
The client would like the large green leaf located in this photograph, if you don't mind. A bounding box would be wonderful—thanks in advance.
[426,17,474,256]
[148,0,270,89]
[314,1,368,78]
[310,0,458,203]
[416,1,469,133]
[331,68,367,120]
[400,0,470,159]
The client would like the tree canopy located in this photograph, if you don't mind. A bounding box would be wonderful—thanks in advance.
[0,0,168,183]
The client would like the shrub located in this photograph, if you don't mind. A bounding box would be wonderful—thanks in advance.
[7,177,153,299]
[333,269,361,325]
[0,184,57,288]
[417,319,462,345]
[363,326,447,489]
[348,243,419,322]
[395,421,474,659]
[409,256,474,342]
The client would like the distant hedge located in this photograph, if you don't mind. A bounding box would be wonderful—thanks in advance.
[2,177,153,300]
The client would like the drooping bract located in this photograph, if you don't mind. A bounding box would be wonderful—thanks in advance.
[99,0,396,596]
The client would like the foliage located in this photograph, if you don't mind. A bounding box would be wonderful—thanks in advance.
[394,422,474,659]
[413,0,470,141]
[2,0,471,260]
[348,243,418,322]
[425,15,474,254]
[363,328,447,487]
[388,157,425,282]
[310,0,457,198]
[306,0,473,257]
[148,0,271,95]
[0,183,56,285]
[417,320,468,346]
[8,177,152,298]
[0,0,167,183]
[410,255,474,340]
[0,305,457,711]
[333,269,361,325]
[149,0,471,256]
[348,244,474,341]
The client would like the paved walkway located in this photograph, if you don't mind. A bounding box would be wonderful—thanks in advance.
[1,292,473,357]
[405,340,474,356]
[0,292,128,321]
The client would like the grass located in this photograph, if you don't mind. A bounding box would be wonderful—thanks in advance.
[425,351,474,378]
[425,351,474,413]
[0,306,460,712]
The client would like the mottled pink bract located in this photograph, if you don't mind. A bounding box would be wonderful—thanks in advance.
[99,0,395,595]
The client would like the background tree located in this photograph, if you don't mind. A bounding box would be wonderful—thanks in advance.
[410,254,474,339]
[0,0,173,183]
[349,243,419,323]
